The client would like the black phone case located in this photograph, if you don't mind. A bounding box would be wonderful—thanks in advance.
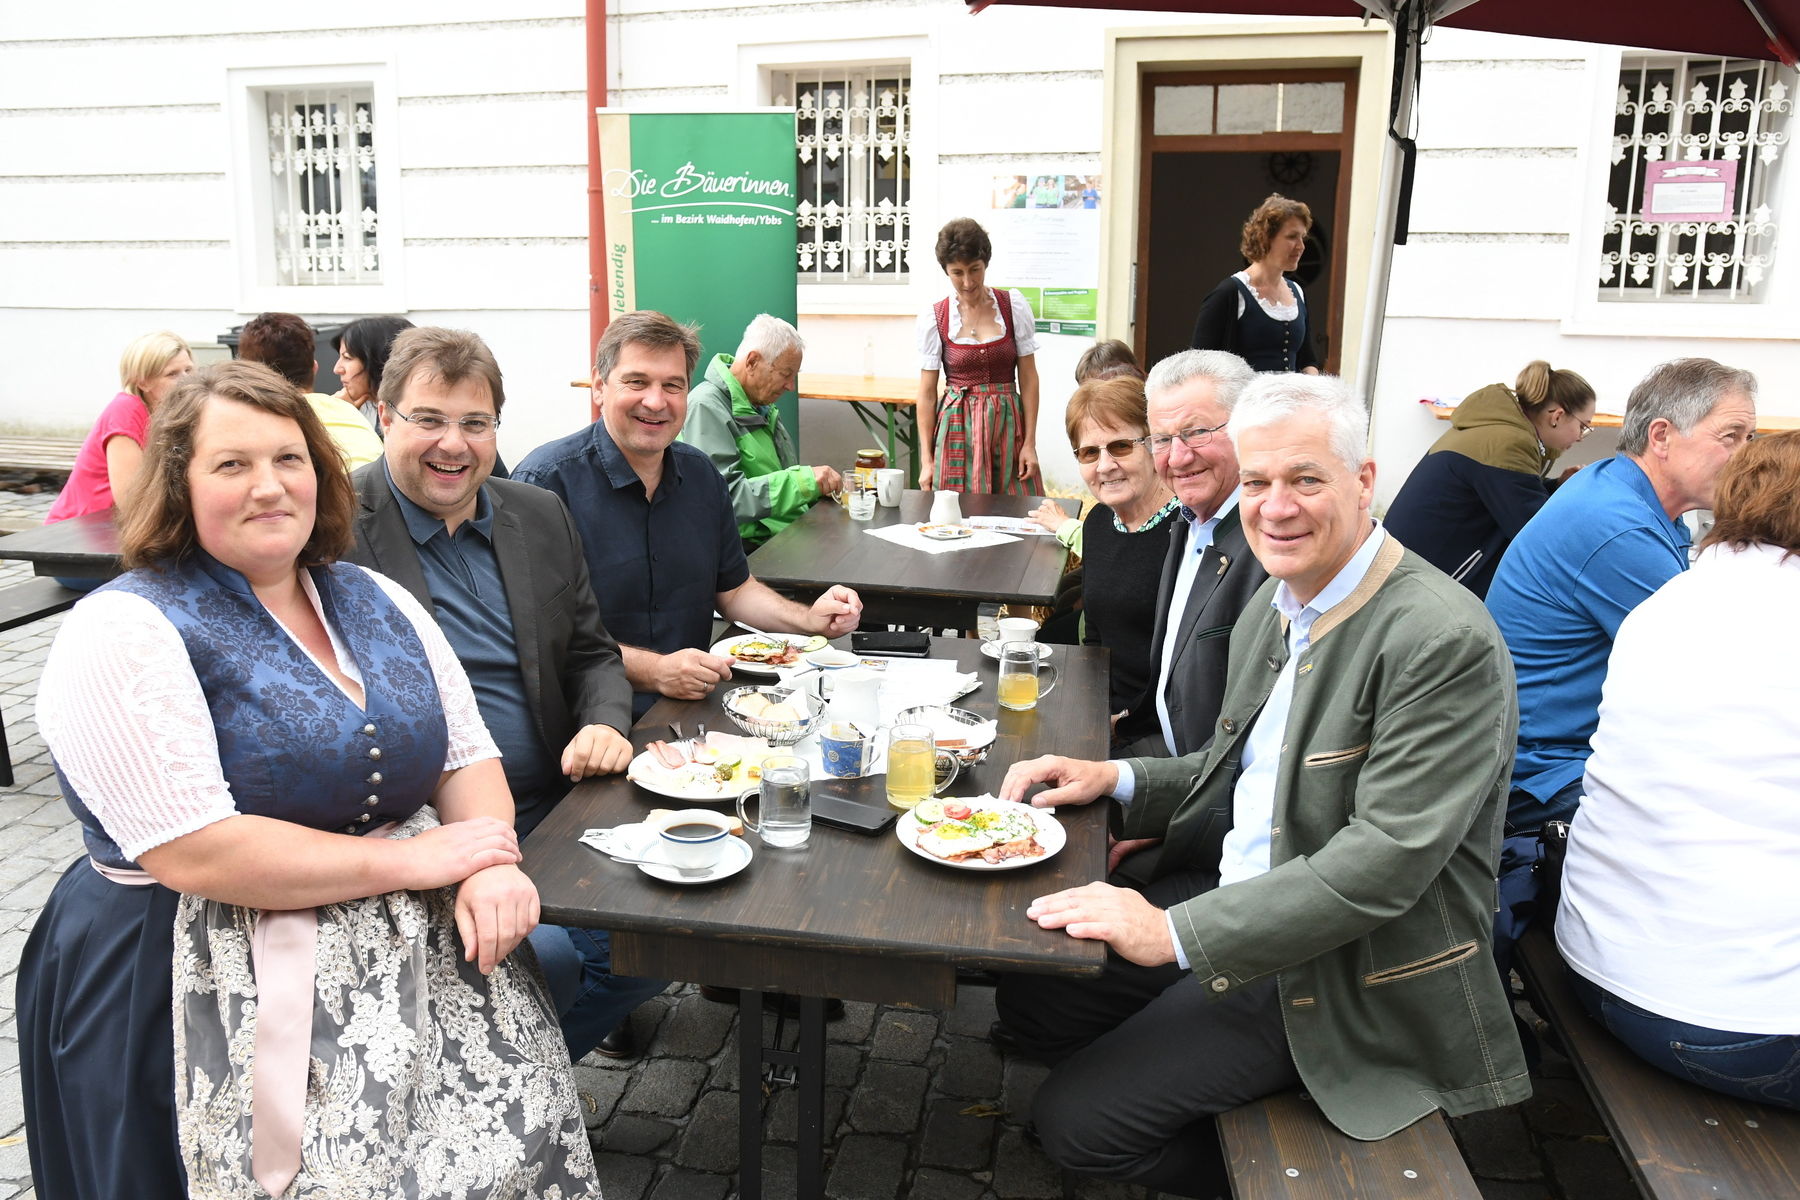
[851,631,931,656]
[812,793,900,835]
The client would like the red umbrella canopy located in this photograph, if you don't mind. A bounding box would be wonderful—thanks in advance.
[967,0,1799,65]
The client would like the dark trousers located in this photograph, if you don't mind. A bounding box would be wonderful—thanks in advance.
[995,869,1299,1197]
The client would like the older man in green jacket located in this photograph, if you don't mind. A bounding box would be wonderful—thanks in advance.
[993,373,1528,1197]
[679,314,840,549]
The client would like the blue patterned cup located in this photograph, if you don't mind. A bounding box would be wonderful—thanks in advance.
[819,722,872,779]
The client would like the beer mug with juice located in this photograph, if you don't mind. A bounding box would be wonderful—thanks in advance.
[884,723,960,810]
[998,644,1058,711]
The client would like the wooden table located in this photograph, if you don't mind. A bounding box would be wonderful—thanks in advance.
[799,373,918,470]
[751,490,1077,630]
[0,509,122,579]
[522,636,1111,1199]
[1427,403,1800,435]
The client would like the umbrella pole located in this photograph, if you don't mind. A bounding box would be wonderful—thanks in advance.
[1354,5,1421,410]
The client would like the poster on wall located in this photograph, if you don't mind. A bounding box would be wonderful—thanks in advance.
[596,109,800,437]
[985,171,1102,338]
[1641,160,1738,224]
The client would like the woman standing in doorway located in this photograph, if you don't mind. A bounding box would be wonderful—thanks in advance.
[1190,194,1321,374]
[915,218,1042,494]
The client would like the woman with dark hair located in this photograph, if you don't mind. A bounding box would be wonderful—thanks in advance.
[16,360,598,1199]
[1190,194,1321,374]
[1555,430,1800,1111]
[239,311,383,469]
[332,314,415,429]
[1385,360,1596,596]
[915,217,1041,493]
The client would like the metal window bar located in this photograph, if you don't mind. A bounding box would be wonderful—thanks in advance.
[1601,57,1790,301]
[267,86,380,286]
[777,69,912,282]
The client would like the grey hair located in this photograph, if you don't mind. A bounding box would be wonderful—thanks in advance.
[1145,349,1255,412]
[1618,358,1757,456]
[736,313,804,362]
[1229,373,1369,473]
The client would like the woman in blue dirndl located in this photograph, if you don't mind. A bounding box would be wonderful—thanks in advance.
[16,361,598,1199]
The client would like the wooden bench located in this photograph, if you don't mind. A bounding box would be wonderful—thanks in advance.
[1218,1090,1481,1198]
[1515,927,1800,1198]
[0,577,83,787]
[0,435,83,476]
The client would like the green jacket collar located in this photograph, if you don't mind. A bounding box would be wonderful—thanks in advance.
[705,353,761,421]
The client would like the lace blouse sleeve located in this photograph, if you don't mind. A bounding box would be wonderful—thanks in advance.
[916,305,945,371]
[36,590,239,861]
[358,567,501,771]
[1008,289,1040,358]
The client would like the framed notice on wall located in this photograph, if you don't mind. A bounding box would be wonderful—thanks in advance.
[1642,160,1738,224]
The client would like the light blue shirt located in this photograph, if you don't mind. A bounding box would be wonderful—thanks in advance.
[1156,488,1240,754]
[1113,521,1388,968]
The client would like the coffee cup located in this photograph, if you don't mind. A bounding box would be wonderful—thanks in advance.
[996,616,1039,646]
[819,721,872,779]
[874,468,905,506]
[652,809,736,870]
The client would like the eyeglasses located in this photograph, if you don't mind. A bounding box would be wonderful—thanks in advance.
[1572,415,1595,439]
[389,408,501,441]
[1073,436,1147,464]
[1147,421,1228,456]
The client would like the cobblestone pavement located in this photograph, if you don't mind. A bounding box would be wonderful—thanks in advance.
[0,482,1639,1200]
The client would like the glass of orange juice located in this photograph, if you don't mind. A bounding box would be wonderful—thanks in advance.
[998,644,1058,711]
[885,723,960,810]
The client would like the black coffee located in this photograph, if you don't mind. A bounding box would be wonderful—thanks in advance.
[665,823,722,841]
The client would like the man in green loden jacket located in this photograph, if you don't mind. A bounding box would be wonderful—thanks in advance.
[679,314,840,549]
[991,372,1529,1197]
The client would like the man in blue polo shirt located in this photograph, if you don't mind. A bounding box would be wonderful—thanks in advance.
[1486,357,1755,955]
[515,310,862,719]
[347,326,666,1062]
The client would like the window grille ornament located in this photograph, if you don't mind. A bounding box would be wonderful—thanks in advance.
[782,68,912,282]
[1602,57,1791,300]
[265,85,380,286]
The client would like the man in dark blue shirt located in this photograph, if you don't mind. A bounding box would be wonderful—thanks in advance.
[346,326,666,1062]
[515,310,862,718]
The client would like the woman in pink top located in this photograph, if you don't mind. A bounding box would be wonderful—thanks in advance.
[48,331,194,526]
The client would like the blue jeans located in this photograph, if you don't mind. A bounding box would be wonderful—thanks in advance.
[527,923,668,1063]
[1570,973,1799,1110]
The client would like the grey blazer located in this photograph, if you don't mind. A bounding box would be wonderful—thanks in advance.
[1116,508,1269,758]
[346,463,634,763]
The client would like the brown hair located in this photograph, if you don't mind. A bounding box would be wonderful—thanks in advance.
[934,217,992,269]
[1064,376,1150,446]
[1240,194,1312,264]
[237,312,317,390]
[1074,339,1144,384]
[593,310,702,385]
[1700,430,1800,559]
[1514,360,1595,419]
[380,326,507,414]
[119,361,356,570]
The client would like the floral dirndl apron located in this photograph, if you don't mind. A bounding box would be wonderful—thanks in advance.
[934,290,1028,495]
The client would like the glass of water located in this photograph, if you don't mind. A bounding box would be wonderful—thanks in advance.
[736,754,811,848]
[847,484,877,521]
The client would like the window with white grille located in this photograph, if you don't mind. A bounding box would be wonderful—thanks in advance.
[774,68,912,283]
[1601,57,1793,301]
[264,85,380,286]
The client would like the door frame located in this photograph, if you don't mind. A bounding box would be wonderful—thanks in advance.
[1135,66,1359,373]
[1099,21,1394,386]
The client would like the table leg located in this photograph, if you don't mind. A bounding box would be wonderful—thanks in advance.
[739,989,764,1200]
[796,996,827,1199]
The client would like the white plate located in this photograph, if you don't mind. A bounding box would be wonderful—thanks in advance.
[711,633,811,676]
[626,749,743,802]
[639,834,753,885]
[896,799,1065,871]
[979,641,1052,662]
[918,523,973,541]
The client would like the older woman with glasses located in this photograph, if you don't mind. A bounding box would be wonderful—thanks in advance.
[1043,376,1176,718]
[1385,360,1596,597]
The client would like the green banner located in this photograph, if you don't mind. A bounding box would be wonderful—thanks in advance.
[597,110,800,439]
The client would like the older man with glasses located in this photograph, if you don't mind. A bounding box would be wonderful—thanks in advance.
[1110,350,1270,763]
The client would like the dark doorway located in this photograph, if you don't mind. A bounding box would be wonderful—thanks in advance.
[1135,70,1357,374]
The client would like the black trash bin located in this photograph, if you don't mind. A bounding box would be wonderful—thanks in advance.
[218,320,346,395]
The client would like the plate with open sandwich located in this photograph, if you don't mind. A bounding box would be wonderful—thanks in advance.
[710,632,826,675]
[896,796,1064,871]
[917,523,973,541]
[627,731,782,802]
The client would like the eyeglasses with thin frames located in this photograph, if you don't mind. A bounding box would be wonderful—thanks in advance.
[1073,436,1148,465]
[389,408,501,441]
[1147,421,1228,456]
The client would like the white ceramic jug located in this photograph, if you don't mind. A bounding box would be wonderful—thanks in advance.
[929,490,963,525]
[825,667,882,731]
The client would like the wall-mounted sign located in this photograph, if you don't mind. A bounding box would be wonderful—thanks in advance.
[1642,160,1738,224]
[987,172,1102,337]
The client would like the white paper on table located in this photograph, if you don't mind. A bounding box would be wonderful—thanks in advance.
[863,524,1020,555]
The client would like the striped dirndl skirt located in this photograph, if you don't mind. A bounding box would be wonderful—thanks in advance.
[934,382,1029,495]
